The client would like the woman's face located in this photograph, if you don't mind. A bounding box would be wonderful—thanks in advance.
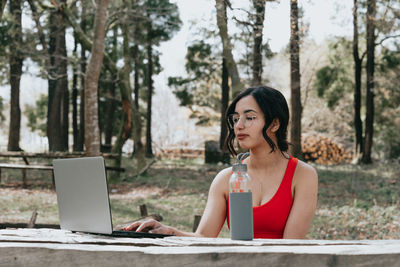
[232,95,267,150]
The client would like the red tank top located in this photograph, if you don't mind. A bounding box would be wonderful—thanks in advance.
[226,157,298,239]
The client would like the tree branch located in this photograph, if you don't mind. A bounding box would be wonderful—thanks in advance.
[232,16,254,27]
[27,0,56,80]
[375,34,400,46]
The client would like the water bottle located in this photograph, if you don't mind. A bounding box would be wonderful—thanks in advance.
[229,152,253,240]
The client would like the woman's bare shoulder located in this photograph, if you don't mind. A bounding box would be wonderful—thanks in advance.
[213,166,233,184]
[209,166,232,197]
[293,159,318,185]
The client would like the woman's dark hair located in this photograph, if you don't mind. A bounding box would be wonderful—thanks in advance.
[224,86,290,156]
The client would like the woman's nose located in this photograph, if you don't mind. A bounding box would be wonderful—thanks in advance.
[235,117,245,129]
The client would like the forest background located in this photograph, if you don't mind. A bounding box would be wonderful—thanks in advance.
[0,0,399,239]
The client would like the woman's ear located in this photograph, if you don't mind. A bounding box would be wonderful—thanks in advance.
[270,118,280,133]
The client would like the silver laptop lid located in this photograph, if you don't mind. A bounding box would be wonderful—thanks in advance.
[53,157,113,234]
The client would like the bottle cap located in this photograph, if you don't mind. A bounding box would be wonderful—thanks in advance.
[233,152,250,173]
[232,163,247,172]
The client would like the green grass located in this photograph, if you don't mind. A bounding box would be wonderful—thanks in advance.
[317,163,399,207]
[309,203,400,239]
[0,189,59,224]
[311,160,400,239]
[0,157,399,239]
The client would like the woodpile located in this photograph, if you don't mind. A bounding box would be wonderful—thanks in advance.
[302,135,352,165]
[156,148,204,159]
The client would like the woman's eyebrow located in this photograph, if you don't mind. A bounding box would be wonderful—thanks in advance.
[244,109,257,114]
[233,109,258,114]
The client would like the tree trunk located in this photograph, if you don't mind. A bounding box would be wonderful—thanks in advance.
[252,0,266,86]
[219,1,230,152]
[108,18,135,170]
[133,19,144,158]
[215,0,244,97]
[352,0,363,160]
[62,57,69,151]
[84,0,109,156]
[104,75,116,152]
[77,1,87,152]
[145,41,154,158]
[111,20,133,160]
[60,1,70,151]
[78,50,86,151]
[362,0,376,164]
[8,0,23,151]
[289,0,303,159]
[220,58,229,150]
[28,0,62,152]
[72,36,79,151]
[104,28,119,152]
[47,3,69,152]
[0,0,6,21]
[63,4,133,162]
[47,11,57,151]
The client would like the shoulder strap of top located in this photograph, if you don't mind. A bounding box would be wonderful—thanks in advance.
[234,156,298,183]
[282,156,298,186]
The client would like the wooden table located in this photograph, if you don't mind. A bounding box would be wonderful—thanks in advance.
[0,229,399,266]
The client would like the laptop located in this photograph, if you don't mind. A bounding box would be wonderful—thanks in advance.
[52,156,169,238]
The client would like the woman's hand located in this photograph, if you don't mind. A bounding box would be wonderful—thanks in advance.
[123,219,175,235]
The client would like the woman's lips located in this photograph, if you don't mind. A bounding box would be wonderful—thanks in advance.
[237,134,248,141]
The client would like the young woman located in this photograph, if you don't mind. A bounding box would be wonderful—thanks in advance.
[125,86,318,239]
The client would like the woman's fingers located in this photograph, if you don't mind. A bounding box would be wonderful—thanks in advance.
[123,219,174,235]
[123,221,141,231]
[123,219,160,232]
[136,220,160,232]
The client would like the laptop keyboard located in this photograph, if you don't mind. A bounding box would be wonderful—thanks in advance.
[111,230,171,238]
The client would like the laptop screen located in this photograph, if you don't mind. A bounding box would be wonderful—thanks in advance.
[53,157,114,234]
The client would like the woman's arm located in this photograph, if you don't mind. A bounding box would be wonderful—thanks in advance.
[124,168,231,237]
[194,168,230,237]
[282,161,318,239]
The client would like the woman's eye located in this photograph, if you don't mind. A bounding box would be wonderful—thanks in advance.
[246,116,255,121]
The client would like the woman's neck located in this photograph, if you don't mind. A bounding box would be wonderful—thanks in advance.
[246,145,286,171]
